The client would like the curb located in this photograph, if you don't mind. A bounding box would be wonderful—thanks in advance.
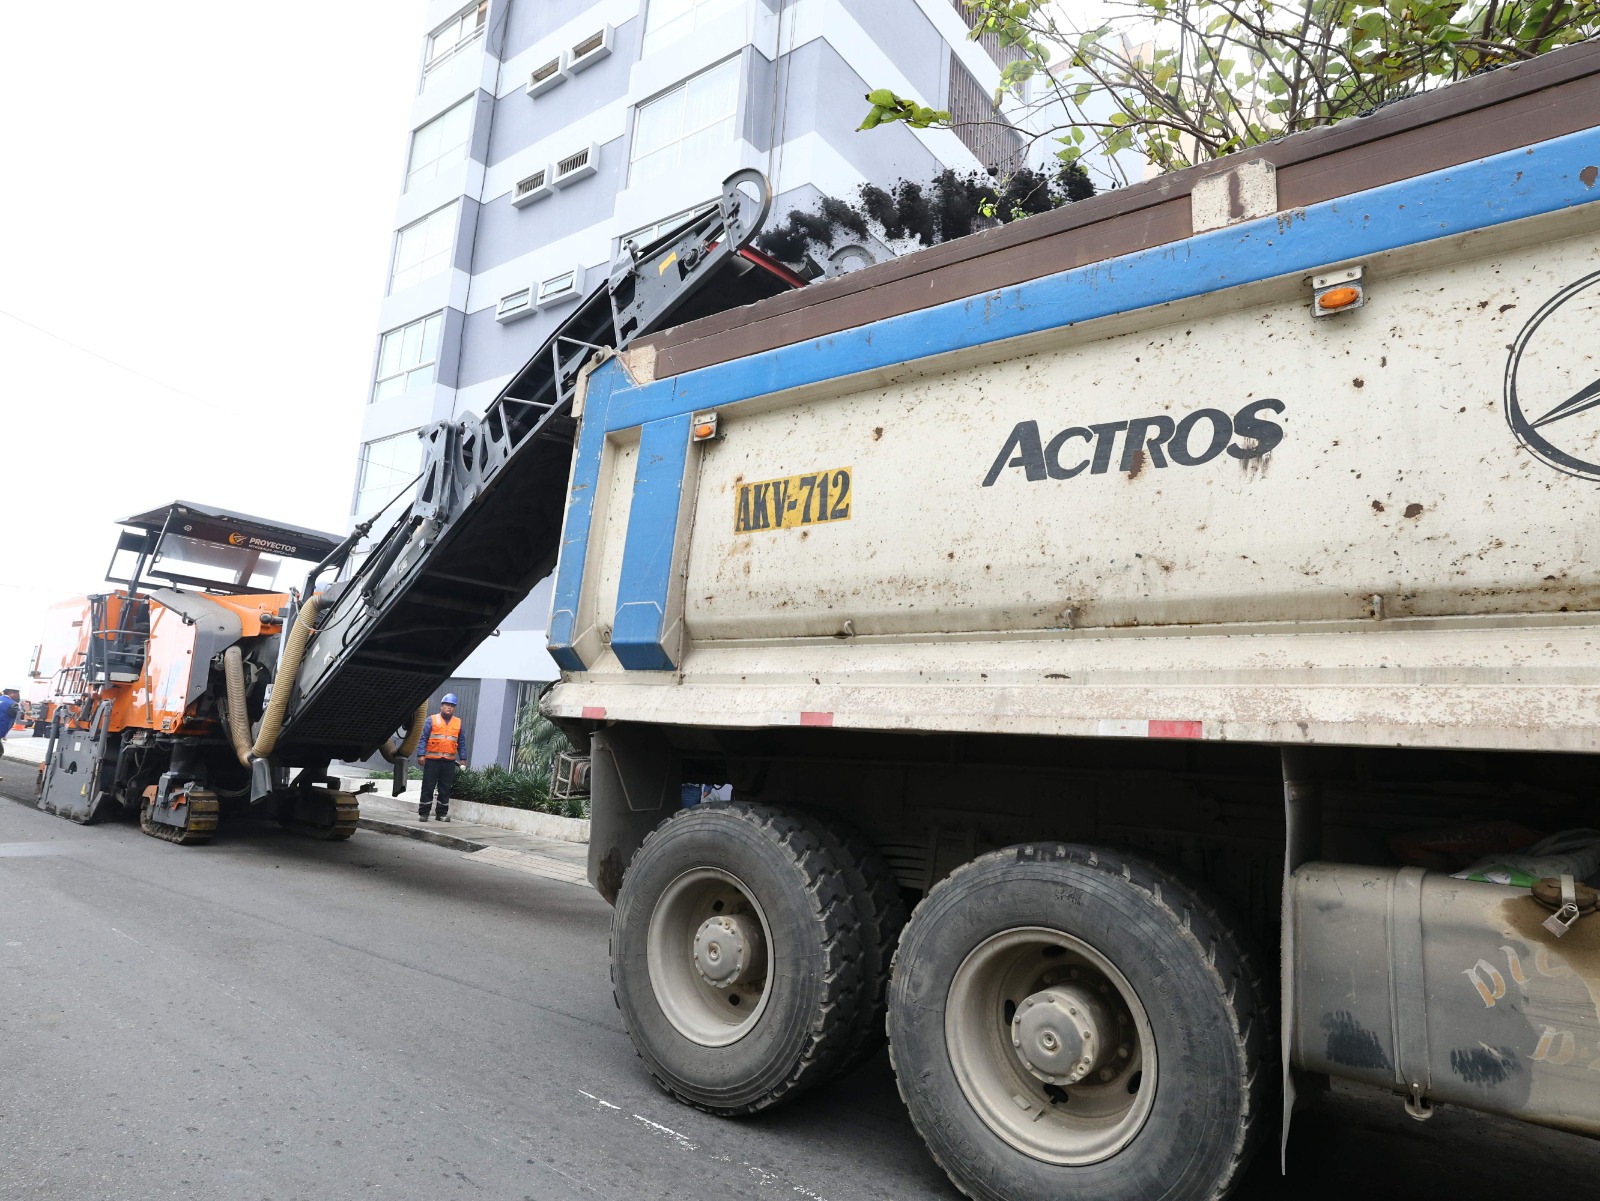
[357,815,489,853]
[448,798,589,844]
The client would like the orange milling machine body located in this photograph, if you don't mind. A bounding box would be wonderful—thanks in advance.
[31,501,359,845]
[35,588,287,741]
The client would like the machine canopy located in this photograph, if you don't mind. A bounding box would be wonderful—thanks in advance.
[109,501,342,595]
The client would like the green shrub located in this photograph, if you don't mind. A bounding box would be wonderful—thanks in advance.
[511,705,569,777]
[452,763,586,818]
[369,765,417,782]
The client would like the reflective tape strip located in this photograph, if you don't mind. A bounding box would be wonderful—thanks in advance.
[1149,719,1203,739]
[581,706,607,720]
[769,711,835,727]
[1097,719,1203,739]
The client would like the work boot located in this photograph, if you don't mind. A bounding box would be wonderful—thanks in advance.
[418,809,430,821]
[437,813,450,823]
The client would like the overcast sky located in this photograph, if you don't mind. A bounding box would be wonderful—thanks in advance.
[0,2,424,685]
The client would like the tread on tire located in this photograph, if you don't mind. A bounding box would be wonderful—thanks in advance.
[887,842,1269,1201]
[611,801,866,1115]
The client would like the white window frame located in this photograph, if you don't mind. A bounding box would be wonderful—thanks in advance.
[629,56,742,187]
[372,311,445,403]
[406,98,474,192]
[618,200,716,255]
[566,26,613,73]
[496,287,534,323]
[389,202,459,295]
[536,266,584,307]
[424,1,488,75]
[354,430,424,517]
[642,0,746,56]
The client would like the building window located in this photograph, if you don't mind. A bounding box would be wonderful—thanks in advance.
[537,266,584,306]
[947,53,1023,172]
[406,98,474,191]
[390,203,459,294]
[949,0,1028,69]
[425,1,488,74]
[354,431,424,517]
[630,57,741,186]
[372,312,445,402]
[642,0,745,56]
[618,200,716,254]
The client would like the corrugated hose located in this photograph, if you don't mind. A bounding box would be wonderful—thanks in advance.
[380,703,429,796]
[247,592,323,760]
[222,646,253,768]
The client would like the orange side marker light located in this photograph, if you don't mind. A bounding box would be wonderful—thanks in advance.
[1317,285,1361,311]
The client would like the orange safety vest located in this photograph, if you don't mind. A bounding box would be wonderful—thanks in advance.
[423,714,462,759]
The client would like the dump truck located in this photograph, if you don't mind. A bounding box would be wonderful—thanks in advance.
[530,46,1600,1201]
[27,50,1600,1200]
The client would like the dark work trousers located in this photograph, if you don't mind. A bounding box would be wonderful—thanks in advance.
[419,758,458,818]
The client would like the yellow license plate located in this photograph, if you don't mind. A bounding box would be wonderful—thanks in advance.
[734,467,852,533]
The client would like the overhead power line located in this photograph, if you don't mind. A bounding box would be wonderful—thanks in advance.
[0,306,222,411]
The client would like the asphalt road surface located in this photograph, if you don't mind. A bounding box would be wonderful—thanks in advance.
[2,755,1596,1200]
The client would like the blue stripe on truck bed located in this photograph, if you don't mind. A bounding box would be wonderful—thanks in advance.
[611,413,694,670]
[547,127,1600,671]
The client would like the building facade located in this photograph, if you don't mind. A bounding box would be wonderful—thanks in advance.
[355,0,1022,767]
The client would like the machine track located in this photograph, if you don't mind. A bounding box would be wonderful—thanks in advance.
[277,788,360,841]
[139,789,220,845]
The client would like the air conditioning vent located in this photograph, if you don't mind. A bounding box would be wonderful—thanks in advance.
[511,167,553,207]
[495,288,534,323]
[552,143,598,187]
[536,266,585,307]
[526,55,566,97]
[567,26,613,73]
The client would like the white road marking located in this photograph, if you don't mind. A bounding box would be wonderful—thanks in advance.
[632,1114,698,1150]
[580,1089,837,1194]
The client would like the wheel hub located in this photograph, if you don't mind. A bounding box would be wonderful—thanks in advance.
[945,928,1156,1165]
[693,913,765,989]
[1011,985,1116,1086]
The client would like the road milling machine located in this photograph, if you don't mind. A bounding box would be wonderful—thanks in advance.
[31,505,362,843]
[29,170,801,845]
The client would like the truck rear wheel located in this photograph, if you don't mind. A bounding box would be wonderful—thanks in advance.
[801,809,907,1078]
[887,844,1267,1201]
[611,802,865,1115]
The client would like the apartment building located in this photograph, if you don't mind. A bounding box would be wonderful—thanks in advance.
[354,0,1022,767]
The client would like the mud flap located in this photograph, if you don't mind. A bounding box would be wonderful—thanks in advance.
[587,726,677,905]
[37,717,115,824]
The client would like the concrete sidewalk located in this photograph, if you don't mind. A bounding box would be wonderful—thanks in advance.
[355,791,589,887]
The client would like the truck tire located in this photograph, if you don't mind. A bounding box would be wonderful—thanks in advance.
[800,809,907,1078]
[887,844,1267,1201]
[611,802,865,1115]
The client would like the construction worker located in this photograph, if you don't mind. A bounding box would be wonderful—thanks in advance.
[0,690,19,759]
[417,693,467,822]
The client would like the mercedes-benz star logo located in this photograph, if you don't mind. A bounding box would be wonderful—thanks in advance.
[1505,270,1600,481]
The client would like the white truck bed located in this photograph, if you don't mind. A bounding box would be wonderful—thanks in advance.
[547,133,1600,754]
